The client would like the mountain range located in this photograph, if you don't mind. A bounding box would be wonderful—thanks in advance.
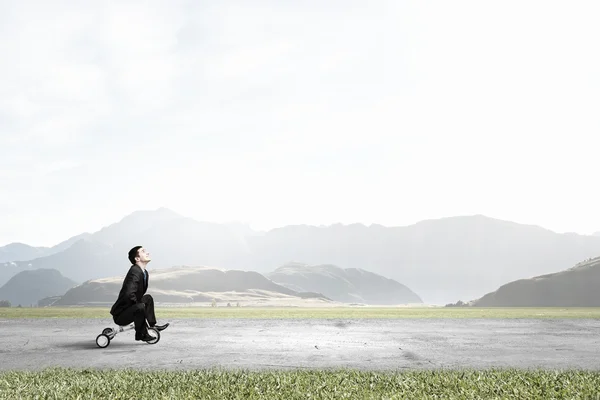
[5,256,600,308]
[2,207,600,304]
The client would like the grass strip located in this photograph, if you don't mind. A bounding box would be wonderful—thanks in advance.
[1,367,599,399]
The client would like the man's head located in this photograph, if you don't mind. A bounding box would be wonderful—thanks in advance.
[128,246,151,266]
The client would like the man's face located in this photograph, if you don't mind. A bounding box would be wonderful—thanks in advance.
[137,248,151,263]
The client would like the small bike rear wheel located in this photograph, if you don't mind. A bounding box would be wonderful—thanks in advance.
[96,334,110,348]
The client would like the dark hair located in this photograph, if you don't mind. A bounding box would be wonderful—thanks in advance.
[128,246,143,264]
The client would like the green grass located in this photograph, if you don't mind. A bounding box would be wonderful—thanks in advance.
[1,368,599,399]
[1,306,600,319]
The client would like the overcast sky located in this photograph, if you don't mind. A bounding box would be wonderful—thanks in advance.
[1,0,599,246]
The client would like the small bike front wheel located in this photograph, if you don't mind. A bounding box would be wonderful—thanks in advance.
[146,328,160,345]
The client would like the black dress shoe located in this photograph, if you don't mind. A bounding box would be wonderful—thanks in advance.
[135,332,156,341]
[153,323,169,331]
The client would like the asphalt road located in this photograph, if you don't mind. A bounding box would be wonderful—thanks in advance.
[1,318,600,371]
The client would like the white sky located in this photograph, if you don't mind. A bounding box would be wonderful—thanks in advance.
[1,0,599,247]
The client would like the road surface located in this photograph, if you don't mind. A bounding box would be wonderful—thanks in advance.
[1,318,599,371]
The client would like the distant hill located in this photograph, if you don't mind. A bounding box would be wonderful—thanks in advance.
[266,262,422,304]
[6,208,600,304]
[0,269,77,307]
[0,235,93,286]
[470,257,600,306]
[48,233,92,253]
[0,263,21,290]
[0,233,92,263]
[51,266,329,306]
[0,243,48,263]
[90,207,183,246]
[7,239,119,287]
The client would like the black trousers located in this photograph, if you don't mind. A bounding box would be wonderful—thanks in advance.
[112,294,157,335]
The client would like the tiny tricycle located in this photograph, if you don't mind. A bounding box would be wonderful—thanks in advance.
[96,323,160,348]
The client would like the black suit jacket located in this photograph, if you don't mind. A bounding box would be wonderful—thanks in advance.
[110,265,149,316]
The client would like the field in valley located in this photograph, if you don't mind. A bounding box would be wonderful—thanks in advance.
[3,305,600,319]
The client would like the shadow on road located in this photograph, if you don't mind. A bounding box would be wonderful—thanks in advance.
[55,341,136,350]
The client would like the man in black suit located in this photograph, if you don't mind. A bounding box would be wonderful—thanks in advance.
[110,246,169,341]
